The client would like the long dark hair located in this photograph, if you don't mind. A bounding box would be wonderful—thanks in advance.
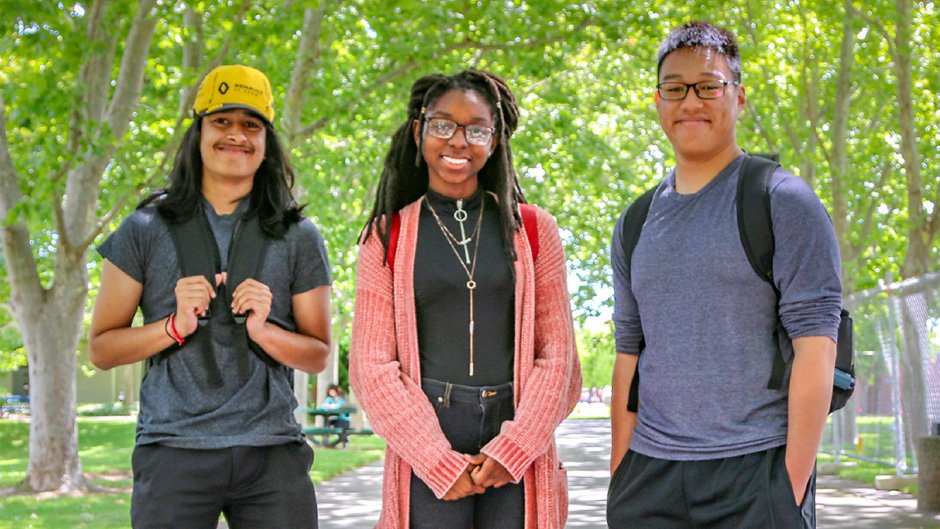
[139,115,304,237]
[361,69,526,261]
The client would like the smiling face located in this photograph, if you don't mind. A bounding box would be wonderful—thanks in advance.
[413,88,497,199]
[656,47,745,164]
[199,109,267,186]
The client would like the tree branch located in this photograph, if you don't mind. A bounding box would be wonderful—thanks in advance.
[297,16,597,139]
[742,4,802,155]
[857,158,892,253]
[857,10,897,59]
[284,1,328,145]
[177,5,204,119]
[79,0,114,124]
[0,92,44,308]
[106,0,159,139]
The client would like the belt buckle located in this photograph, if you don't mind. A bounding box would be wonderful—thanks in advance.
[482,390,498,398]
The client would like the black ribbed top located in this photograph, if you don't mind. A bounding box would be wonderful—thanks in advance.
[414,189,515,386]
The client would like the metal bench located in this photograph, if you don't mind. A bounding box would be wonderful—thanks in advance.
[302,425,374,448]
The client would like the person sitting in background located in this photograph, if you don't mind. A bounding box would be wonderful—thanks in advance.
[318,384,351,447]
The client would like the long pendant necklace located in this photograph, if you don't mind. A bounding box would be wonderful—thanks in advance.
[425,194,485,376]
[453,200,472,264]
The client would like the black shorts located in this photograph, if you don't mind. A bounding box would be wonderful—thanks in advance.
[131,442,318,529]
[607,445,815,529]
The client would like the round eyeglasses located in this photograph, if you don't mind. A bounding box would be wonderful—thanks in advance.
[424,117,495,146]
[656,80,740,100]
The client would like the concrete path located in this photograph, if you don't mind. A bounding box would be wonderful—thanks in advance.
[313,418,940,529]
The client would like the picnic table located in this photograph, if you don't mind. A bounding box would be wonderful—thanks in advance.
[298,406,373,448]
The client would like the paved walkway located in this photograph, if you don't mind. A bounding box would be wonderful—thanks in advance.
[314,419,940,528]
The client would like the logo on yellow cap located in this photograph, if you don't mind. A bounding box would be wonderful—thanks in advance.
[193,65,275,123]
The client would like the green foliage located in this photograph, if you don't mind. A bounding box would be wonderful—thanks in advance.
[1,0,938,376]
[577,322,617,388]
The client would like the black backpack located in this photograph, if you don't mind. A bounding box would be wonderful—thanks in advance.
[619,155,855,414]
[153,205,281,388]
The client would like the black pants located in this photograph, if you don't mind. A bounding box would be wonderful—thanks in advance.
[131,442,318,529]
[410,378,525,529]
[607,445,815,529]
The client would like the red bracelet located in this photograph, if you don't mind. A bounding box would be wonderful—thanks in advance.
[167,312,185,346]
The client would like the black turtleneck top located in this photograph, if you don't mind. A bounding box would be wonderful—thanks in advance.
[414,189,515,387]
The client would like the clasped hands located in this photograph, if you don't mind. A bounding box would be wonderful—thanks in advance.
[173,272,273,338]
[441,454,514,501]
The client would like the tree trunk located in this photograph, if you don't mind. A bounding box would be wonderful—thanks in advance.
[18,250,89,492]
[893,0,934,279]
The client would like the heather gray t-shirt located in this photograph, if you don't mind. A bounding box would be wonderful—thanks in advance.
[611,155,842,460]
[99,199,331,449]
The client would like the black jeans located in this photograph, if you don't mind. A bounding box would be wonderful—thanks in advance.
[409,378,525,529]
[131,442,318,529]
[607,445,815,529]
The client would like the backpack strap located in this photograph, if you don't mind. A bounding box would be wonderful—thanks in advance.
[162,206,279,387]
[735,155,794,390]
[621,155,779,409]
[226,215,279,371]
[386,213,402,273]
[519,204,539,263]
[164,208,225,387]
[619,189,657,281]
[736,155,780,296]
[227,215,271,323]
[386,202,540,273]
[618,187,656,413]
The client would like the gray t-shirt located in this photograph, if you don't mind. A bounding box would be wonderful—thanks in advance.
[98,200,331,449]
[611,156,842,460]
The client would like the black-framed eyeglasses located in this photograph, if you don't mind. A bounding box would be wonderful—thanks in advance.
[656,80,740,100]
[424,117,495,146]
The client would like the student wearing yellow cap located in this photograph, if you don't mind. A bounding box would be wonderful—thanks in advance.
[89,65,330,528]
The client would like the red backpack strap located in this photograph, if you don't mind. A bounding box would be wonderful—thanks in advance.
[519,204,539,262]
[386,213,401,273]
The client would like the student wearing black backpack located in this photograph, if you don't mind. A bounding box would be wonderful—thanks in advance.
[607,22,842,528]
[89,65,331,528]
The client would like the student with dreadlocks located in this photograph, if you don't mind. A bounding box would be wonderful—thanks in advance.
[349,70,581,528]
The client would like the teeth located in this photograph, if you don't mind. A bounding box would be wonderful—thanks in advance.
[443,155,469,165]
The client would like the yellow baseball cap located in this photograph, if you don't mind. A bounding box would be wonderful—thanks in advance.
[192,64,275,123]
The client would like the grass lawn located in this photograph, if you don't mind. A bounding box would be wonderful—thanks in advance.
[0,418,385,529]
[819,414,919,494]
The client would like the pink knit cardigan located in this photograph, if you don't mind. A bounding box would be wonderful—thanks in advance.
[349,198,581,529]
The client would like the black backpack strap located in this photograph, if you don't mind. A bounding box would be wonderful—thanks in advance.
[163,208,225,387]
[736,155,780,295]
[620,189,656,280]
[736,155,793,390]
[227,215,279,371]
[226,215,270,322]
[619,187,656,413]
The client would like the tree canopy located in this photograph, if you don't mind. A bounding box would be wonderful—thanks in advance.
[1,0,937,489]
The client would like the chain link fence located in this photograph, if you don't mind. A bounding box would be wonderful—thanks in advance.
[822,271,940,476]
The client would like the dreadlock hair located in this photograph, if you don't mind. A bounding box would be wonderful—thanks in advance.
[361,69,526,262]
[138,113,304,238]
[657,21,742,82]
